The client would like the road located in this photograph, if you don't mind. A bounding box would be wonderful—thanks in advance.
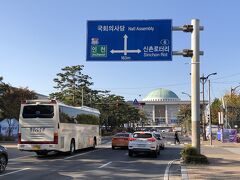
[0,134,189,179]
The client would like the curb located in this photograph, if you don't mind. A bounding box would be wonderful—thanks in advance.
[181,164,189,180]
[164,159,179,180]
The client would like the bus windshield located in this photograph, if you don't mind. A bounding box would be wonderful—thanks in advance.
[22,105,54,118]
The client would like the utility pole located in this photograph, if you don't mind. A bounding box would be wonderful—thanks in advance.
[200,74,207,141]
[191,19,201,154]
[200,72,217,141]
[208,79,212,145]
[173,19,204,154]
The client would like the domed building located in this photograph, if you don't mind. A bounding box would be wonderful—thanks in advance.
[138,88,190,127]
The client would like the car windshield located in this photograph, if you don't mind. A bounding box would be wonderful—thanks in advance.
[133,133,152,138]
[22,105,54,118]
[115,133,130,137]
[154,133,161,138]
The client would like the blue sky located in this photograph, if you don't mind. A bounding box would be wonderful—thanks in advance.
[0,0,240,101]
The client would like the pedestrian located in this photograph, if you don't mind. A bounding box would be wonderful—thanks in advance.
[174,131,180,144]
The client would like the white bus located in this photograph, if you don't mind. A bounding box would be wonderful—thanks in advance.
[18,99,101,155]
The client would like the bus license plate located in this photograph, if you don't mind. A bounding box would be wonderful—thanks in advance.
[30,127,45,133]
[32,145,41,150]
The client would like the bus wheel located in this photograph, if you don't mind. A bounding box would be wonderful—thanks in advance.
[36,151,48,156]
[92,138,96,149]
[70,139,75,155]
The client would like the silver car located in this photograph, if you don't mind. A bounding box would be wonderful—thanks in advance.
[153,132,165,150]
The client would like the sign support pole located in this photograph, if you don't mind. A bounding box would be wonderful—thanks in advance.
[191,19,201,154]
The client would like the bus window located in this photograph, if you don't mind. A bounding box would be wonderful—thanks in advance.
[22,105,54,118]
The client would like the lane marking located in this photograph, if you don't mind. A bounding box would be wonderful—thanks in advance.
[0,168,31,177]
[181,165,189,180]
[64,149,103,160]
[164,159,178,180]
[9,155,35,161]
[98,161,112,168]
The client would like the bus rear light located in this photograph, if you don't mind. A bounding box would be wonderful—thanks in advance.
[53,132,58,144]
[18,133,22,144]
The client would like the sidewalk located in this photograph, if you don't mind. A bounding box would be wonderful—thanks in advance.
[186,140,240,180]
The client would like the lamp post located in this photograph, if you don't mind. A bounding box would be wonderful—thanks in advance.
[182,92,191,99]
[231,84,240,95]
[200,72,217,141]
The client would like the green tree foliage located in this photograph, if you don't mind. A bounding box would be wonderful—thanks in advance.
[210,98,221,125]
[50,65,147,132]
[223,94,240,128]
[177,104,191,134]
[0,82,37,120]
[0,77,36,137]
[50,65,93,106]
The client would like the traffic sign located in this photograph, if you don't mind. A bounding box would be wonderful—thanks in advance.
[87,20,172,61]
[133,99,139,105]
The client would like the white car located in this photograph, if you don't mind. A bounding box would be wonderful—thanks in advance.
[153,132,165,150]
[128,131,160,158]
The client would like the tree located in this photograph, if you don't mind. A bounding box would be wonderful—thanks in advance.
[50,65,146,133]
[50,65,93,106]
[0,78,36,136]
[210,98,221,125]
[177,104,191,134]
[222,93,240,128]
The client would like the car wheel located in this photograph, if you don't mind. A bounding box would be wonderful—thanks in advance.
[92,138,96,149]
[0,155,7,173]
[161,144,165,150]
[69,140,75,155]
[157,148,160,155]
[152,150,158,158]
[128,150,133,157]
[112,146,115,150]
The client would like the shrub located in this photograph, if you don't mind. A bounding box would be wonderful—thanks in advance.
[184,154,209,164]
[181,145,208,164]
[180,144,198,157]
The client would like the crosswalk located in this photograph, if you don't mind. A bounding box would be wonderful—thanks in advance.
[166,141,190,146]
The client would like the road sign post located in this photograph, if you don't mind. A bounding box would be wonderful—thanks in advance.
[87,19,203,154]
[191,19,201,154]
[87,20,172,61]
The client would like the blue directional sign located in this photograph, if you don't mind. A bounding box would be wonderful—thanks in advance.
[87,20,172,61]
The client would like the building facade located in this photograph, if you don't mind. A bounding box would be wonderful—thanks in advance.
[139,88,191,127]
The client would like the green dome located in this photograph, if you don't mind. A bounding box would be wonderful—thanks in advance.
[143,88,180,101]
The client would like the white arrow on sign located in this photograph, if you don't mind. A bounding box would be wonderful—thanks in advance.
[124,34,128,55]
[111,34,141,55]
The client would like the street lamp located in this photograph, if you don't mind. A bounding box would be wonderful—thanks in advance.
[231,84,240,95]
[182,92,191,99]
[200,72,217,141]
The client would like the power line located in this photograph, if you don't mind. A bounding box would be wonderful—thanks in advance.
[213,73,240,80]
[94,82,190,90]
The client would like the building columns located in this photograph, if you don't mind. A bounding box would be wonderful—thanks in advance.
[152,105,155,125]
[165,105,168,125]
